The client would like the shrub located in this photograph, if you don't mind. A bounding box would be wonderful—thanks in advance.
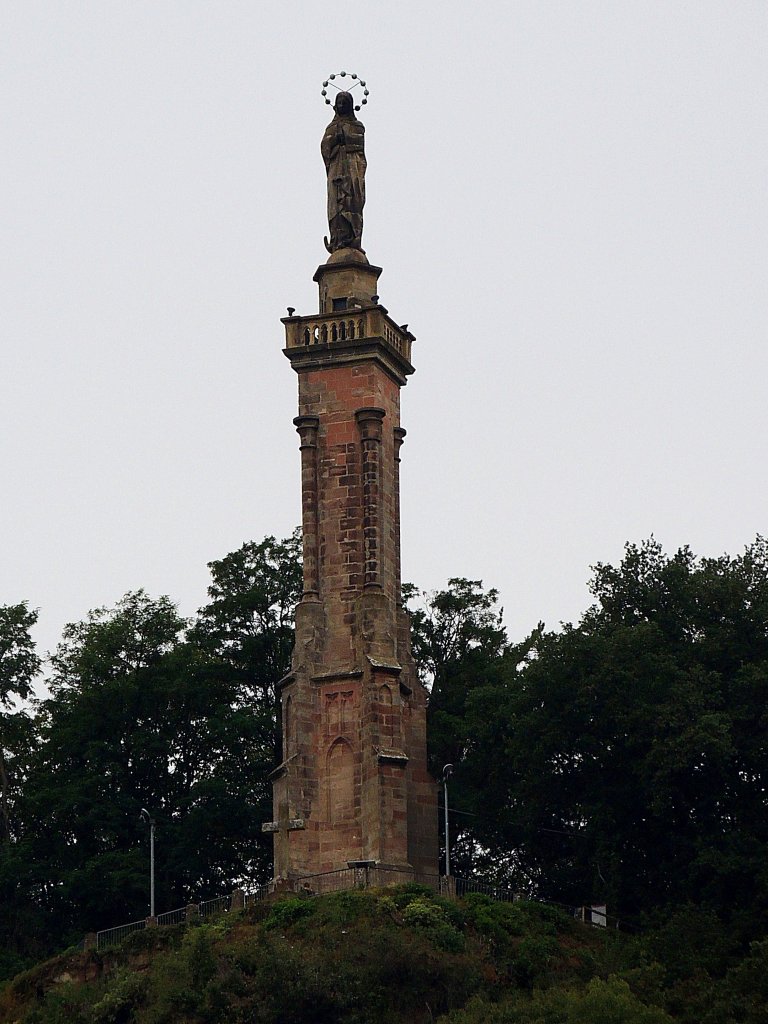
[90,969,146,1024]
[438,975,673,1023]
[388,883,437,910]
[264,896,315,932]
[510,933,561,988]
[402,897,465,953]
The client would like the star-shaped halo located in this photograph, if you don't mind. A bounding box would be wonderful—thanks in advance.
[320,71,370,112]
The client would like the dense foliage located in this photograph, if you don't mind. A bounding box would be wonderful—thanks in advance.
[0,532,300,979]
[2,531,768,1010]
[4,886,768,1024]
[411,537,768,943]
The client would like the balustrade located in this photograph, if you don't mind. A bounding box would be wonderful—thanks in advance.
[287,310,411,362]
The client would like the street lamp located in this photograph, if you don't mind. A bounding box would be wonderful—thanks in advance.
[139,808,155,918]
[442,764,454,877]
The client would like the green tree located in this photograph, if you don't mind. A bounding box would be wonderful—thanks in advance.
[11,532,302,962]
[190,529,302,759]
[0,602,40,845]
[0,602,42,978]
[22,589,273,946]
[404,579,508,874]
[463,538,768,933]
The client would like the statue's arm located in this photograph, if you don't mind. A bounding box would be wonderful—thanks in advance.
[320,127,335,169]
[321,123,350,167]
[345,122,365,154]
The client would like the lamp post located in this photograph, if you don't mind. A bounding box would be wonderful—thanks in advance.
[139,808,155,918]
[442,764,454,877]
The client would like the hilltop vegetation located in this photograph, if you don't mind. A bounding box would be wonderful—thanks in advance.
[2,533,768,994]
[3,886,768,1024]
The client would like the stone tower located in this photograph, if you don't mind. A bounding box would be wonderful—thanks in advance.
[264,89,438,881]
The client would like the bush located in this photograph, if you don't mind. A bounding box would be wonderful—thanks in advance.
[90,969,146,1024]
[704,938,768,1024]
[263,896,315,932]
[402,897,465,953]
[388,883,437,910]
[510,933,561,989]
[438,976,674,1023]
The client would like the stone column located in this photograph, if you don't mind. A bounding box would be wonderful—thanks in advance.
[355,408,385,590]
[294,415,320,599]
[393,427,406,604]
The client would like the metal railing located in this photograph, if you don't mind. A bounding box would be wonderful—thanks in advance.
[96,918,147,951]
[94,869,623,950]
[455,876,519,903]
[156,907,187,927]
[244,885,270,908]
[291,867,358,894]
[199,895,232,918]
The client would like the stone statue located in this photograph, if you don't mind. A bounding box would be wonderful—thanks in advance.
[321,92,366,254]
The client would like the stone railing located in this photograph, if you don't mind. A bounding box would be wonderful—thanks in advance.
[284,307,413,364]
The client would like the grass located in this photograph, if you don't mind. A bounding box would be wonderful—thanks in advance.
[1,886,764,1024]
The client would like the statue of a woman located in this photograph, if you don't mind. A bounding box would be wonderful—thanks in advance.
[321,92,366,253]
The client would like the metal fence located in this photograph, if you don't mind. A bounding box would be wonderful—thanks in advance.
[291,864,455,895]
[156,907,187,928]
[199,895,232,918]
[455,876,519,903]
[243,884,270,908]
[95,869,622,950]
[96,918,147,951]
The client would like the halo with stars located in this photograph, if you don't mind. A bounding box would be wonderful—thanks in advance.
[320,72,370,112]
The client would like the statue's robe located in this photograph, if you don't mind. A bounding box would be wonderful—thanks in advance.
[321,114,366,251]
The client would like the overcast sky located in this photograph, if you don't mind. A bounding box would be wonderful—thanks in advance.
[2,1,766,674]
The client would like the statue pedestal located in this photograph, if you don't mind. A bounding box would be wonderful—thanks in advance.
[314,256,382,314]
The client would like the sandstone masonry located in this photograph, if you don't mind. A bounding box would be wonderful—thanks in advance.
[265,249,438,879]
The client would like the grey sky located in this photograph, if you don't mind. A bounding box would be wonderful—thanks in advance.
[2,1,766,672]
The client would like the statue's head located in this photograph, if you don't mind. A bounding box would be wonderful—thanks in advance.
[334,92,354,118]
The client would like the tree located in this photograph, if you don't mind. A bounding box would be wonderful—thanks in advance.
[12,532,303,959]
[404,579,508,874]
[190,529,302,759]
[462,537,768,935]
[0,602,40,845]
[22,589,275,945]
[0,602,42,978]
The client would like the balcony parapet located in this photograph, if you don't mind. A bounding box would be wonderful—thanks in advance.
[282,306,414,369]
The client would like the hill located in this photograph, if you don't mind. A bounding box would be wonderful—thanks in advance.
[2,885,767,1024]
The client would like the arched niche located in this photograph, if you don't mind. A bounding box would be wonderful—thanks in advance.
[327,737,355,823]
[284,694,293,756]
[378,683,395,741]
